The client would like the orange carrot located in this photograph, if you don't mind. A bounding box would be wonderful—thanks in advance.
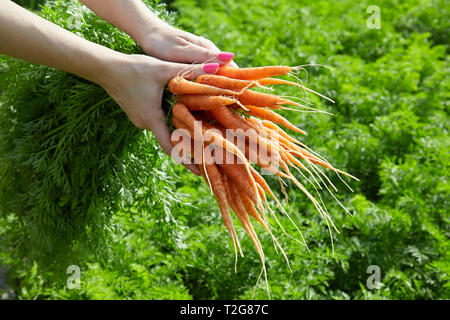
[196,75,333,104]
[245,105,306,135]
[209,106,281,163]
[259,119,303,143]
[172,114,195,138]
[173,104,262,197]
[209,105,253,131]
[169,76,240,96]
[222,173,264,258]
[170,130,197,165]
[217,65,294,80]
[196,74,256,91]
[237,89,313,111]
[178,95,238,111]
[202,163,242,257]
[172,104,242,159]
[250,166,277,199]
[229,182,263,251]
[240,190,269,231]
[220,162,258,204]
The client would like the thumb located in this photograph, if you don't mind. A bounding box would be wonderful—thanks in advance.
[166,62,220,81]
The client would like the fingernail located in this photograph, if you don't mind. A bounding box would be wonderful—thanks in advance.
[217,52,235,61]
[203,63,220,73]
[190,169,200,176]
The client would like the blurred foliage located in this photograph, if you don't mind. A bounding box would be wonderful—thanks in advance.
[12,0,45,10]
[1,0,449,300]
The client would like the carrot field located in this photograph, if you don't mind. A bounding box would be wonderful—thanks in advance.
[0,0,448,300]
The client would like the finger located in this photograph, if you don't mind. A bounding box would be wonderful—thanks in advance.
[175,31,237,65]
[178,35,233,64]
[184,44,235,65]
[146,107,201,176]
[194,37,237,66]
[166,61,220,80]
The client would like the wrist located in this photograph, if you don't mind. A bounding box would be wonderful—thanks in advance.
[133,16,168,53]
[96,53,166,100]
[120,2,166,51]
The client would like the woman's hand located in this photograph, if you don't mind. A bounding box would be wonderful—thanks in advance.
[101,54,219,175]
[0,0,232,175]
[139,19,238,67]
[79,0,238,67]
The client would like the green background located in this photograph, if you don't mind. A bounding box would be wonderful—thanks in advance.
[0,0,448,299]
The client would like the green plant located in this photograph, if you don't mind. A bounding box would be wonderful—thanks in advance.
[0,0,181,271]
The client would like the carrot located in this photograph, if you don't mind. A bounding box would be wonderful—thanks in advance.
[196,75,333,104]
[239,190,269,231]
[245,118,288,143]
[173,104,263,201]
[237,90,271,108]
[170,130,197,165]
[217,65,294,80]
[237,89,299,109]
[289,146,355,179]
[202,163,243,258]
[228,182,264,257]
[251,123,299,156]
[172,114,195,138]
[250,166,278,201]
[219,162,258,204]
[198,115,259,165]
[250,167,309,249]
[167,62,357,284]
[177,95,238,111]
[247,118,294,149]
[209,106,281,160]
[259,119,303,143]
[172,104,242,160]
[245,105,306,135]
[222,173,264,261]
[193,115,269,172]
[191,116,241,165]
[222,173,245,228]
[210,107,280,167]
[223,171,273,295]
[209,105,253,131]
[169,76,240,96]
[196,74,256,91]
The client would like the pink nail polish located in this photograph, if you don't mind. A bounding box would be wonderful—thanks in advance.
[203,63,220,73]
[218,52,235,61]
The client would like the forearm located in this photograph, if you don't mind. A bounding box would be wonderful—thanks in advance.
[79,0,161,48]
[0,0,124,86]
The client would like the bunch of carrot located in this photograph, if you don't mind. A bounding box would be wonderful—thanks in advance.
[169,65,357,295]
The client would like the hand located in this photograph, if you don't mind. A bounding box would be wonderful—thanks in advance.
[79,0,238,66]
[139,20,238,67]
[100,53,220,175]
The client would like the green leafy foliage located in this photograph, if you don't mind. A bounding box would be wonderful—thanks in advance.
[0,0,181,270]
[1,0,449,300]
[12,0,45,11]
